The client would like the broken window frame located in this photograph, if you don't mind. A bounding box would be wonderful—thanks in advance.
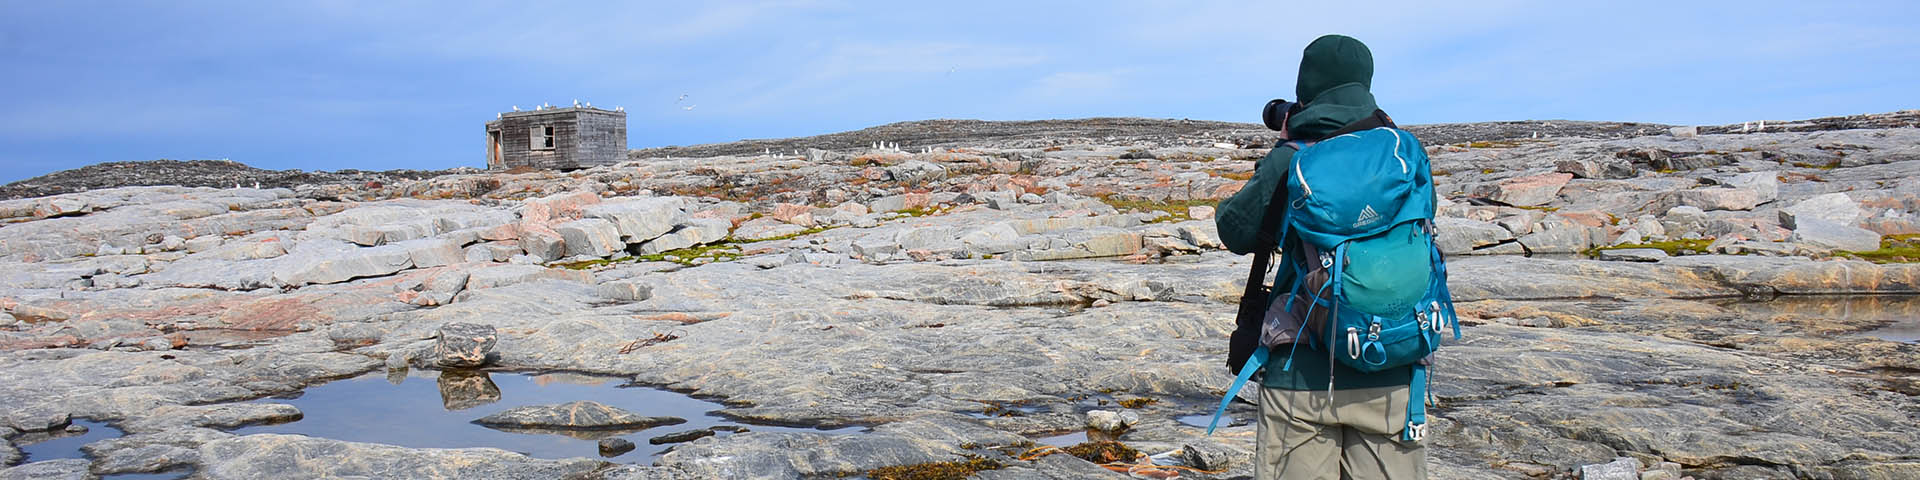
[530,124,556,151]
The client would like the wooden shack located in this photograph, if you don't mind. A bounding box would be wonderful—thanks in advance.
[485,106,626,170]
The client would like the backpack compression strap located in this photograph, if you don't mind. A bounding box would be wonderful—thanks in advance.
[1207,345,1265,435]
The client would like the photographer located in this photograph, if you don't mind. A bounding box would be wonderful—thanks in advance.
[1215,35,1429,479]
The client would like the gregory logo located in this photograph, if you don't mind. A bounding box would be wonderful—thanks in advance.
[1353,204,1381,228]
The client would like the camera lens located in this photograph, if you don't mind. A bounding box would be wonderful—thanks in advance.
[1262,99,1291,131]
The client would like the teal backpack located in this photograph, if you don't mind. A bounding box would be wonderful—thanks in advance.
[1208,117,1460,442]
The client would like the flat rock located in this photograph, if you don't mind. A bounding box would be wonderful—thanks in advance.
[1779,192,1866,229]
[1595,248,1668,262]
[0,459,91,480]
[1676,187,1762,211]
[196,434,602,480]
[1787,217,1882,252]
[1479,172,1571,207]
[272,242,414,286]
[472,401,684,430]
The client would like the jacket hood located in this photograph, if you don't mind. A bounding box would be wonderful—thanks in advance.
[1287,35,1379,140]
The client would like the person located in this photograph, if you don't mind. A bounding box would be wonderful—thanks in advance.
[1215,34,1428,479]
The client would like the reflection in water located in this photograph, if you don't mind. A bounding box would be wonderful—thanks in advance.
[1719,294,1920,344]
[235,369,862,461]
[437,369,501,411]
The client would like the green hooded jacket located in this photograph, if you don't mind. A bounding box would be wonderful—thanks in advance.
[1214,34,1414,391]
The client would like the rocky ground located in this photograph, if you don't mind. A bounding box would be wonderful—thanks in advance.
[1,111,1917,479]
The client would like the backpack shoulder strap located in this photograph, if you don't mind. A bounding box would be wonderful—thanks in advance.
[1314,109,1398,140]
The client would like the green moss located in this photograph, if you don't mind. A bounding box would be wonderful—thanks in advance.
[1512,205,1560,213]
[557,256,632,270]
[894,206,940,218]
[866,457,1004,480]
[752,224,841,242]
[1116,397,1157,408]
[636,243,743,265]
[1839,234,1920,264]
[1791,159,1842,170]
[1587,238,1716,257]
[1096,196,1213,224]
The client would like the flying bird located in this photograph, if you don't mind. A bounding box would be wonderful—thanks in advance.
[676,94,688,103]
[683,105,696,111]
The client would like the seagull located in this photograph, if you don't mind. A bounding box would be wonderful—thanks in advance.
[512,105,519,111]
[683,105,696,111]
[676,94,688,103]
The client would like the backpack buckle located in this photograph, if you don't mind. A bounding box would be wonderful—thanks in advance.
[1367,322,1381,341]
[1407,422,1427,441]
[1416,312,1430,331]
[1346,327,1360,359]
[1319,253,1334,269]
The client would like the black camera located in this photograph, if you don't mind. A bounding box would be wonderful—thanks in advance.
[1262,99,1303,132]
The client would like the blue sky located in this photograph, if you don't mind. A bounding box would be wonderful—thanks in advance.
[1,1,1915,183]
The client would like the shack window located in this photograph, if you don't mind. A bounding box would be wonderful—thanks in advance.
[530,125,555,150]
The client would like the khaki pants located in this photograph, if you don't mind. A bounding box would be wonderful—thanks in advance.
[1255,385,1427,480]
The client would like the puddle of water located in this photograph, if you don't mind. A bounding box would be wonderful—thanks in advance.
[1035,430,1086,447]
[1718,294,1920,344]
[232,369,859,461]
[12,420,188,479]
[1176,413,1238,429]
[16,419,119,462]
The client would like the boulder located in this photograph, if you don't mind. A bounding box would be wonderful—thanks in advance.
[1179,440,1249,472]
[851,235,901,261]
[1477,173,1572,207]
[595,281,654,302]
[1085,410,1140,432]
[581,197,685,244]
[1517,216,1591,254]
[885,161,947,184]
[638,218,733,255]
[1178,223,1224,250]
[1187,205,1216,220]
[1726,171,1779,204]
[1787,218,1882,252]
[399,238,465,269]
[1435,217,1515,255]
[1579,457,1641,480]
[554,218,624,258]
[896,226,961,253]
[517,228,567,263]
[959,223,1022,255]
[473,401,685,431]
[598,437,636,456]
[434,322,497,368]
[1779,193,1864,228]
[868,193,930,213]
[1676,188,1762,211]
[1554,159,1637,180]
